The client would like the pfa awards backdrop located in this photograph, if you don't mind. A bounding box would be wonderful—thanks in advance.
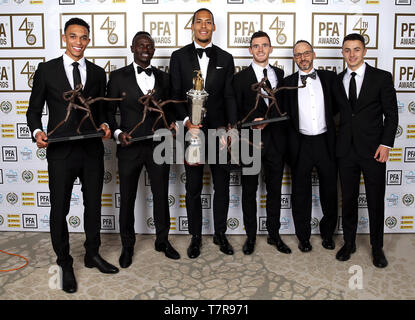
[0,0,414,236]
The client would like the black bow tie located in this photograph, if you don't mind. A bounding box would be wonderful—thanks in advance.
[196,47,212,59]
[137,66,152,76]
[300,71,317,82]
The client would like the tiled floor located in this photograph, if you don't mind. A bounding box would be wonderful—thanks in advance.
[1,231,414,300]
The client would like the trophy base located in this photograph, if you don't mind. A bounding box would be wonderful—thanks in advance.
[47,131,104,143]
[129,129,175,143]
[241,115,289,128]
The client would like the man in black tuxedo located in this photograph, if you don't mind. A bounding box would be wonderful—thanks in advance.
[26,18,119,294]
[233,31,291,255]
[169,8,238,258]
[283,40,338,253]
[334,33,398,268]
[106,31,180,266]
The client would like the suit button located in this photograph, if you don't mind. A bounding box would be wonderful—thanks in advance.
[351,113,355,117]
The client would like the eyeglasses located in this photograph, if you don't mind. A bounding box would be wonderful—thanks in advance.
[293,51,313,59]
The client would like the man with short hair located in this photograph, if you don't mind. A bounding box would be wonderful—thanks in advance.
[233,31,291,255]
[26,17,119,294]
[169,8,238,258]
[283,40,338,253]
[334,33,398,268]
[106,31,180,267]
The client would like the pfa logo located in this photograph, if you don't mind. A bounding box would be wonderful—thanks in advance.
[312,13,378,49]
[228,12,295,48]
[393,58,415,93]
[0,14,44,49]
[394,14,415,49]
[143,12,193,48]
[0,57,44,92]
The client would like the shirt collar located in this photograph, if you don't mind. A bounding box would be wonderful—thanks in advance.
[251,61,270,73]
[194,41,213,50]
[63,53,86,69]
[347,62,366,77]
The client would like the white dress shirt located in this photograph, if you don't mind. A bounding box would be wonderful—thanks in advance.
[114,62,155,142]
[342,62,366,99]
[297,68,327,136]
[251,61,278,106]
[194,41,212,81]
[63,53,87,89]
[33,54,88,139]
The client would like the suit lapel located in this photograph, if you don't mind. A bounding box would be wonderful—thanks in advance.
[205,45,217,92]
[57,56,72,92]
[316,70,331,121]
[152,67,163,100]
[291,72,300,130]
[83,59,92,93]
[126,63,144,97]
[356,62,371,109]
[189,43,201,77]
[338,69,349,104]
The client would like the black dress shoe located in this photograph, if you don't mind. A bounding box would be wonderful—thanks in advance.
[298,240,312,252]
[267,236,292,254]
[372,248,388,268]
[187,235,202,259]
[213,233,234,255]
[242,237,256,255]
[335,242,356,261]
[119,247,134,268]
[322,237,335,250]
[84,254,119,274]
[62,267,77,294]
[155,241,180,260]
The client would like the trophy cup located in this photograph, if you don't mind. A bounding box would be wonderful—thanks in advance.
[185,70,209,165]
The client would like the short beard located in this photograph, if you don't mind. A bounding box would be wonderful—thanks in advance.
[196,37,211,43]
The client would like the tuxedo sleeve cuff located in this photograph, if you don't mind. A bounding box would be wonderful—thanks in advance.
[33,128,42,139]
[114,129,122,144]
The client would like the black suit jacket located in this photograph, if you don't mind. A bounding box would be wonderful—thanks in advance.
[334,63,398,159]
[106,63,174,160]
[233,64,286,154]
[26,56,106,160]
[283,69,338,166]
[169,43,237,128]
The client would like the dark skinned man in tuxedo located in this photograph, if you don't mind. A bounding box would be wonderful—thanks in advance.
[26,18,118,294]
[334,33,398,268]
[169,8,238,258]
[106,32,180,267]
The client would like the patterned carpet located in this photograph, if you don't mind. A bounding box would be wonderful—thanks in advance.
[1,231,414,300]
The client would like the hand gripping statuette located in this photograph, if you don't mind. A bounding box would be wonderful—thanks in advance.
[239,75,307,128]
[47,84,125,143]
[127,89,186,143]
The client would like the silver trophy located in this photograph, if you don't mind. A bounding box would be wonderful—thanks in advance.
[185,70,209,165]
